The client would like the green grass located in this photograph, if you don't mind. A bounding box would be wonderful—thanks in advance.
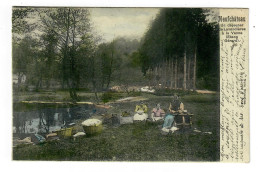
[154,88,199,97]
[13,122,219,161]
[13,93,219,161]
[101,92,126,103]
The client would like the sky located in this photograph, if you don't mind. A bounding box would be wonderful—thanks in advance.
[88,8,159,43]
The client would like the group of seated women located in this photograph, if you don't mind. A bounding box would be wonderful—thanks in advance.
[133,95,184,131]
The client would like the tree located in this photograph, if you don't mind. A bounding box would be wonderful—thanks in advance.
[39,8,94,101]
[193,47,197,91]
[138,8,219,91]
[13,36,40,90]
[12,7,35,34]
[40,29,59,88]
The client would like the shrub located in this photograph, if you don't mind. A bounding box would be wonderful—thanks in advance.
[101,92,125,103]
[154,88,198,97]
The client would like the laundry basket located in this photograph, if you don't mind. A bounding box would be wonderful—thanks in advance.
[56,127,73,138]
[82,119,103,136]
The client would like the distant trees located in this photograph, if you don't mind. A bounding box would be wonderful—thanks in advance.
[12,36,38,88]
[40,29,59,89]
[137,8,219,91]
[38,8,95,101]
[12,6,145,101]
[98,41,118,90]
[94,38,142,92]
[12,7,144,100]
[12,7,219,102]
[12,7,35,34]
[13,7,97,101]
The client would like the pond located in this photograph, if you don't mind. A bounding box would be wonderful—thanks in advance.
[13,102,103,134]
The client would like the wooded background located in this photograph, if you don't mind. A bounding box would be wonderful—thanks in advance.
[12,8,219,101]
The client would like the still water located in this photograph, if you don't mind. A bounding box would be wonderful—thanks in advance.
[13,103,98,134]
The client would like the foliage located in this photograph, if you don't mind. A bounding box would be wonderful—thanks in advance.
[153,88,198,97]
[12,7,219,102]
[137,8,219,90]
[101,91,125,103]
[13,7,97,100]
[12,7,36,34]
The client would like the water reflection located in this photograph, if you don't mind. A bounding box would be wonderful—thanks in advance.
[13,103,98,134]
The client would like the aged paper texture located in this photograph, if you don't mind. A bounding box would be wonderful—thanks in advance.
[219,8,249,162]
[10,6,251,163]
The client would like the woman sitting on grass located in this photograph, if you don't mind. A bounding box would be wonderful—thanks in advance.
[150,103,165,121]
[133,101,148,121]
[162,95,184,132]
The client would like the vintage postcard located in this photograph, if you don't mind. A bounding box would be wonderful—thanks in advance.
[11,7,249,162]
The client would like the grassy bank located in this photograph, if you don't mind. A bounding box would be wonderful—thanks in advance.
[13,92,219,161]
[13,122,218,161]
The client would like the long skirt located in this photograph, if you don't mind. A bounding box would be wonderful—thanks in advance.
[163,114,175,128]
[133,113,148,121]
[151,112,164,121]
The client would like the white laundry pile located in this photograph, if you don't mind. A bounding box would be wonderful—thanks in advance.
[73,132,86,138]
[133,110,148,121]
[140,86,155,93]
[170,126,179,132]
[152,117,164,121]
[73,132,86,140]
[120,116,133,124]
[161,126,179,133]
[82,119,102,126]
[17,137,34,144]
[194,129,202,133]
[193,128,212,134]
[161,127,170,133]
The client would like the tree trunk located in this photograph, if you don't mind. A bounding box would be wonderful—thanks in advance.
[106,48,114,89]
[174,57,178,89]
[160,65,163,88]
[36,74,42,91]
[89,53,99,102]
[63,8,80,101]
[164,59,168,88]
[69,11,79,100]
[148,69,151,89]
[155,66,159,88]
[170,59,174,89]
[17,72,23,91]
[187,55,191,90]
[193,47,197,91]
[152,69,156,87]
[183,50,187,90]
[158,65,161,88]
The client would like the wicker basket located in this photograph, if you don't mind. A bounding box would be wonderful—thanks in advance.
[82,119,103,135]
[56,127,73,138]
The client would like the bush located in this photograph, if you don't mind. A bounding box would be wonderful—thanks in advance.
[128,91,141,97]
[153,88,198,97]
[101,92,125,103]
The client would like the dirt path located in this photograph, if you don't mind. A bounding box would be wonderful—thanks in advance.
[114,96,148,103]
[20,101,111,109]
[196,90,217,94]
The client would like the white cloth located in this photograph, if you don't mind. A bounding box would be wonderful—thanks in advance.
[161,127,170,133]
[73,132,86,138]
[162,126,179,133]
[152,116,164,121]
[82,119,102,126]
[150,112,164,121]
[120,116,133,124]
[170,126,179,132]
[133,113,148,121]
